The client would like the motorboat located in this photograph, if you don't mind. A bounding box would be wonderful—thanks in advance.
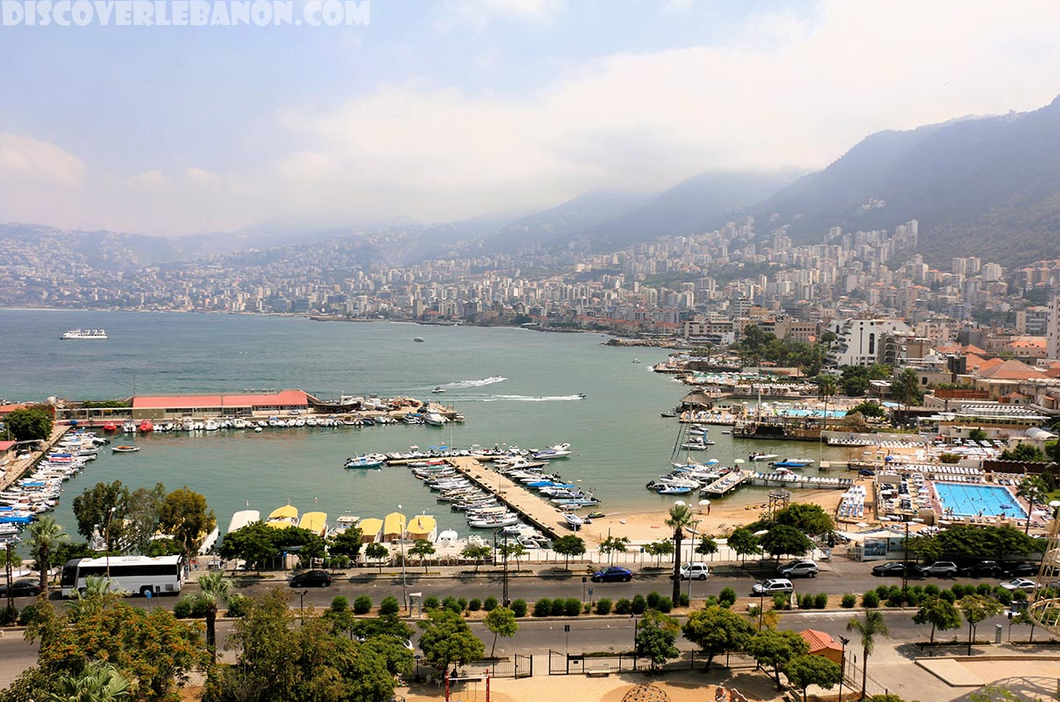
[203,419,219,431]
[424,412,447,426]
[344,454,386,469]
[749,453,780,462]
[61,328,107,340]
[139,420,154,433]
[532,443,571,459]
[432,387,447,394]
[122,421,136,433]
[563,513,584,530]
[102,423,117,432]
[111,445,140,453]
[771,458,814,468]
[413,337,425,342]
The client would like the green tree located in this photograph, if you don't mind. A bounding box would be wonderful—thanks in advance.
[773,504,835,536]
[45,660,133,702]
[0,547,21,570]
[551,535,586,571]
[666,503,696,603]
[219,522,279,571]
[124,483,167,555]
[197,571,233,661]
[365,543,390,573]
[461,544,492,572]
[26,515,68,595]
[959,595,1002,656]
[847,610,889,699]
[747,628,810,689]
[2,405,53,441]
[1016,476,1048,535]
[598,536,630,565]
[408,539,435,573]
[727,527,761,565]
[72,481,130,551]
[327,528,363,562]
[682,605,755,671]
[893,368,923,407]
[847,401,886,418]
[759,525,814,562]
[483,606,518,658]
[644,539,674,567]
[695,535,719,558]
[158,486,216,560]
[912,597,962,644]
[67,577,129,622]
[784,654,842,702]
[968,428,988,443]
[634,610,680,671]
[417,609,485,671]
[999,444,1045,462]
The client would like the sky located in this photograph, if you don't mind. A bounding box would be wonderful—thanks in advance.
[1,0,1059,237]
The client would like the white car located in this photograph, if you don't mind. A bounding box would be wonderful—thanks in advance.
[751,578,794,595]
[679,562,709,580]
[1000,578,1036,591]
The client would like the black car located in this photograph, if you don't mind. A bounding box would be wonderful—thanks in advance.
[958,561,1004,578]
[871,562,906,577]
[289,570,332,588]
[1002,562,1038,578]
[0,578,43,597]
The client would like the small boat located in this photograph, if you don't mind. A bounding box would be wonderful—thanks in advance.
[344,454,385,469]
[413,337,425,343]
[632,359,641,364]
[424,412,447,427]
[111,445,140,453]
[749,453,779,462]
[432,387,447,394]
[122,421,136,433]
[203,419,219,431]
[563,513,584,530]
[578,393,586,399]
[771,458,814,468]
[102,423,117,432]
[139,420,154,433]
[660,411,677,418]
[586,511,605,519]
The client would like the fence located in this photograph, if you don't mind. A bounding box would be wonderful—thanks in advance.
[548,650,757,676]
[445,654,533,680]
[843,656,889,699]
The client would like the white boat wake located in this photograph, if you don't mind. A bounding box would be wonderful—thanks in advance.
[481,394,584,402]
[442,376,508,389]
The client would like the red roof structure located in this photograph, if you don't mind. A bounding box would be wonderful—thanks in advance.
[132,390,310,410]
[798,629,844,664]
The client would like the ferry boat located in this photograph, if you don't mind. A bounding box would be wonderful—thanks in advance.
[61,328,107,340]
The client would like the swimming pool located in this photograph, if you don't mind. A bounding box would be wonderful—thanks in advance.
[934,482,1026,519]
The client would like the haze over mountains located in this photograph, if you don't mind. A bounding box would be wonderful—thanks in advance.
[4,95,1060,270]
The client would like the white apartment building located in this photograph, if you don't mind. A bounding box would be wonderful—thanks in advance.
[826,319,913,367]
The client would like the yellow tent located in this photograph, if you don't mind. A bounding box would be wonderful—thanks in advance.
[406,514,437,542]
[266,504,298,528]
[382,512,407,542]
[299,511,328,536]
[358,518,383,543]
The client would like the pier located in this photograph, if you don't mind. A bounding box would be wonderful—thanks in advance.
[700,470,750,496]
[748,471,853,490]
[442,457,576,543]
[0,425,70,492]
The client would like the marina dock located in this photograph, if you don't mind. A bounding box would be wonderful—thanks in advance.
[441,457,576,543]
[700,470,749,496]
[0,424,70,492]
[748,471,853,490]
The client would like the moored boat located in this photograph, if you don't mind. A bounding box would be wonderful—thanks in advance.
[344,454,385,469]
[111,445,140,453]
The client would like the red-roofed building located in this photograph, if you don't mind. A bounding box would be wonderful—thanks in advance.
[131,390,314,420]
[798,629,844,665]
[0,440,16,460]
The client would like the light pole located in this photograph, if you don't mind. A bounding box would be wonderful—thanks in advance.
[631,613,640,669]
[299,589,309,623]
[901,516,922,602]
[686,520,701,605]
[838,635,850,702]
[398,504,408,613]
[105,505,117,579]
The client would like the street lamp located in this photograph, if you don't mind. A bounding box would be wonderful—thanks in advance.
[902,516,924,602]
[686,520,701,605]
[630,613,640,669]
[105,506,117,579]
[298,589,309,623]
[838,635,850,702]
[398,504,408,613]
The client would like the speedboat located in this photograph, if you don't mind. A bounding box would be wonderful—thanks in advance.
[111,445,140,453]
[203,419,219,431]
[749,453,779,462]
[122,421,136,433]
[771,458,814,468]
[563,513,584,530]
[424,412,447,426]
[139,420,154,433]
[344,454,386,469]
[432,387,447,394]
[532,443,571,459]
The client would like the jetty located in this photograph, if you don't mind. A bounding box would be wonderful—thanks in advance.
[0,425,70,492]
[700,470,750,496]
[748,471,853,490]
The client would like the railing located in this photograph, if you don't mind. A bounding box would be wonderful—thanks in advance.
[548,649,757,675]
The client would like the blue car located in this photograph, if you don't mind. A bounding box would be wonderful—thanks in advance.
[591,566,633,583]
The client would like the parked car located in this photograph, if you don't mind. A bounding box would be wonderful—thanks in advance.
[871,562,906,577]
[777,559,819,578]
[289,570,332,588]
[751,578,794,596]
[591,566,633,583]
[0,578,42,598]
[679,562,709,580]
[1001,562,1038,578]
[915,561,958,578]
[958,561,1004,578]
[1000,578,1037,591]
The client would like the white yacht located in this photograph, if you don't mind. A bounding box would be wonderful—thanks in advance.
[61,328,107,340]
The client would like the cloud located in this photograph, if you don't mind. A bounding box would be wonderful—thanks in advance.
[436,0,566,29]
[6,0,1060,236]
[0,133,85,186]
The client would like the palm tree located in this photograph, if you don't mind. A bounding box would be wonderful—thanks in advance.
[197,571,233,661]
[818,375,837,431]
[1017,476,1047,535]
[46,660,132,702]
[27,515,68,596]
[666,503,696,603]
[847,610,888,700]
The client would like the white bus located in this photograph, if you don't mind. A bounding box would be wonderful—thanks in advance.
[60,554,186,598]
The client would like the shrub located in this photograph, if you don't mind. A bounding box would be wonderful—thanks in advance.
[563,598,581,617]
[657,596,673,613]
[1012,590,1028,602]
[483,596,498,611]
[458,597,468,612]
[705,595,719,608]
[799,593,814,610]
[862,591,880,608]
[773,593,789,610]
[951,584,968,599]
[924,584,940,597]
[353,595,372,615]
[583,603,591,614]
[939,589,956,604]
[17,604,38,627]
[614,598,632,615]
[173,596,194,619]
[719,588,737,607]
[380,596,400,616]
[646,591,661,609]
[423,596,440,610]
[595,598,612,615]
[679,594,689,607]
[631,594,647,615]
[511,599,527,617]
[330,596,349,612]
[442,596,462,614]
[976,584,994,597]
[226,594,252,618]
[0,605,19,626]
[885,593,904,608]
[468,598,482,612]
[534,598,552,617]
[841,594,857,608]
[814,593,829,609]
[995,588,1013,606]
